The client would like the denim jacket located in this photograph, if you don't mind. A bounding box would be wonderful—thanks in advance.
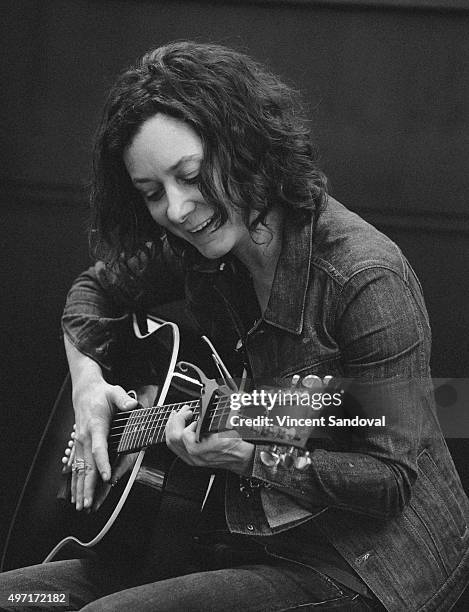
[62,198,469,611]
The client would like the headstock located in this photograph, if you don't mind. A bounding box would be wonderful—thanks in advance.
[220,373,341,471]
[252,373,340,472]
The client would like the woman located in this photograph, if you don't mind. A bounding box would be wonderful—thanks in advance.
[1,41,468,611]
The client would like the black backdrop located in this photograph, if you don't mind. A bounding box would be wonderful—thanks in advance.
[1,0,468,572]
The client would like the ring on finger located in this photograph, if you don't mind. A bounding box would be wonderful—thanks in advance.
[72,459,93,473]
[72,459,85,473]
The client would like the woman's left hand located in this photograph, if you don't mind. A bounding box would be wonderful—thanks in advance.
[166,405,255,476]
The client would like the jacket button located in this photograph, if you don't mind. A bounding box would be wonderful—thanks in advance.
[246,524,255,531]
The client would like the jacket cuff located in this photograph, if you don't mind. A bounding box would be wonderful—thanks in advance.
[62,324,114,372]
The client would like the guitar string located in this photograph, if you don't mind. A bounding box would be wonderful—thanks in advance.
[108,389,295,451]
[111,397,231,431]
[111,402,231,444]
[111,400,200,429]
[113,400,202,450]
[109,408,285,453]
[111,404,231,438]
[111,397,222,423]
[110,397,234,451]
[111,415,232,451]
[109,414,226,451]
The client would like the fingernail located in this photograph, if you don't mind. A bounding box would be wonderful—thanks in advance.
[84,498,90,508]
[71,496,75,504]
[102,472,109,481]
[124,400,135,409]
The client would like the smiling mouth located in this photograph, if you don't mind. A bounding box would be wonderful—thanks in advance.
[189,215,216,234]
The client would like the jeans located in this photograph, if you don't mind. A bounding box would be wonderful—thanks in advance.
[0,544,384,612]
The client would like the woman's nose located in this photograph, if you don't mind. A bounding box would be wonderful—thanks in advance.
[166,187,195,224]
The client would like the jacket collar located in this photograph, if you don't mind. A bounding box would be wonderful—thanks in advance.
[190,212,314,335]
[262,213,313,334]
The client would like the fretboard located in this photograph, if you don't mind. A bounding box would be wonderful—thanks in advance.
[108,395,231,454]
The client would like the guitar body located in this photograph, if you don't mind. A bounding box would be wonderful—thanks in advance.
[2,312,314,572]
[1,316,213,572]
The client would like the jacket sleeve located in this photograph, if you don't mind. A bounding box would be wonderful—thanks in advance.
[250,264,434,520]
[61,241,185,371]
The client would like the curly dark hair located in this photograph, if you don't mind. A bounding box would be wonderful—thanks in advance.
[91,40,327,266]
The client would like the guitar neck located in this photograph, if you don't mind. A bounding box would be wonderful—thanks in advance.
[108,396,230,454]
[108,390,314,455]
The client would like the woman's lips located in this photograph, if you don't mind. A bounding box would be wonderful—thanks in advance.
[189,215,215,234]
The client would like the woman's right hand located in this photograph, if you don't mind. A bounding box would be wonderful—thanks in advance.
[70,378,138,511]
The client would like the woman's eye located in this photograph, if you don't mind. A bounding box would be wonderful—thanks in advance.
[145,187,165,202]
[182,174,199,185]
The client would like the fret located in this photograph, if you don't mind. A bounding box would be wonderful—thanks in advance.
[134,410,145,450]
[110,390,305,455]
[149,402,160,445]
[113,398,211,454]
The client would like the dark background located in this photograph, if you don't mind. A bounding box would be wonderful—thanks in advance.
[1,0,468,585]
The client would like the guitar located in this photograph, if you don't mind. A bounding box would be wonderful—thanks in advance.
[1,315,316,572]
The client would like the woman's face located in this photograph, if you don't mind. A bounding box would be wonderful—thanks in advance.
[124,113,250,260]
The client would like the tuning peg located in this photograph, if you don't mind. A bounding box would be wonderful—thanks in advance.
[291,374,300,388]
[294,450,312,470]
[260,445,281,468]
[301,375,323,389]
[280,446,296,469]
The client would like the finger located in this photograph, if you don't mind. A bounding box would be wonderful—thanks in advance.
[75,432,95,511]
[73,448,86,510]
[83,456,98,510]
[75,463,86,511]
[166,410,190,447]
[90,421,111,482]
[70,461,77,504]
[70,441,82,504]
[181,420,198,445]
[178,419,201,460]
[76,432,98,510]
[110,386,139,413]
[168,406,193,429]
[181,425,198,453]
[180,404,194,415]
[75,440,89,511]
[68,443,76,468]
